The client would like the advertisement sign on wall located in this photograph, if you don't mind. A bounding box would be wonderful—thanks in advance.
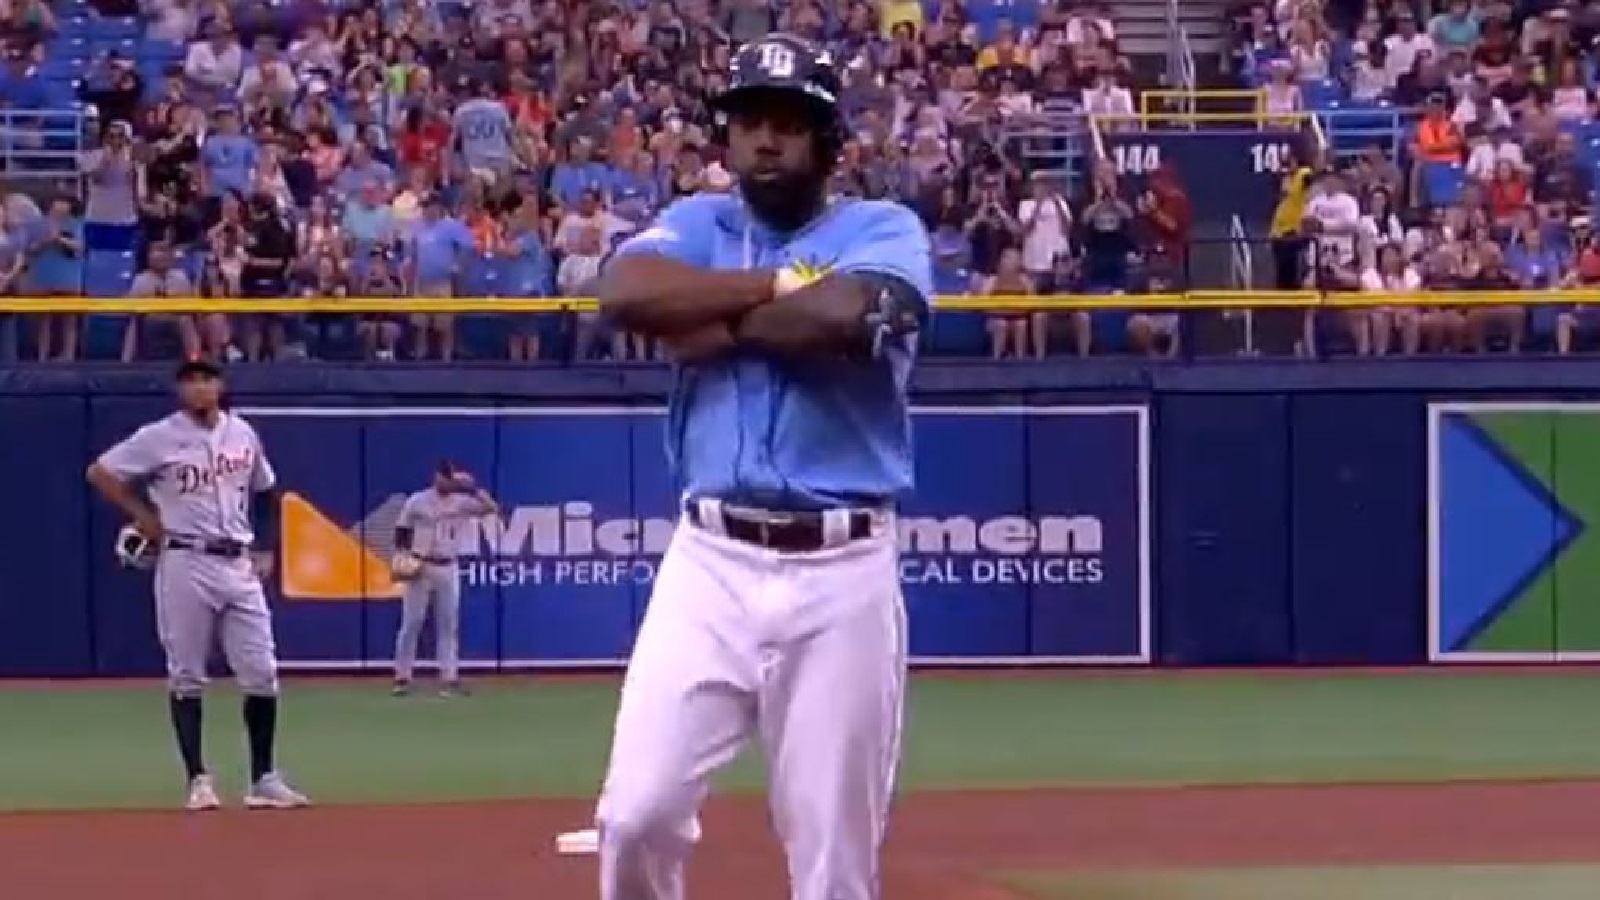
[238,405,1152,669]
[1429,402,1600,661]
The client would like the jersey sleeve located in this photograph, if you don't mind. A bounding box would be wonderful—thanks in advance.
[249,427,276,492]
[96,424,165,481]
[395,494,422,529]
[830,202,935,309]
[608,196,717,268]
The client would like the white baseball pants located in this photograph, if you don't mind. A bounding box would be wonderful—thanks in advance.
[595,510,907,900]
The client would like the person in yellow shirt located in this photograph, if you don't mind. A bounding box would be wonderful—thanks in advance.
[1270,150,1315,290]
[975,21,1026,72]
[879,0,922,37]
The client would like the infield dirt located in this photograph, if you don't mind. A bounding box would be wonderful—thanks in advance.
[4,781,1599,900]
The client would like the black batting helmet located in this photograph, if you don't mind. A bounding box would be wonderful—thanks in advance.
[711,33,847,157]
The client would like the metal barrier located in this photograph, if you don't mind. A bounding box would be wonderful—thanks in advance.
[1227,214,1258,355]
[1174,24,1197,95]
[0,107,87,178]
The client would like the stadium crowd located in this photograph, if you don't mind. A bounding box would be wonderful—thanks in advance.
[1236,0,1600,355]
[0,0,1588,362]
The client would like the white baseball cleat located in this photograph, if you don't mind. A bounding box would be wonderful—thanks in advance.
[244,772,311,809]
[185,774,221,812]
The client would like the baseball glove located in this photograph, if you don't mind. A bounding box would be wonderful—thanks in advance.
[115,525,158,570]
[390,550,422,581]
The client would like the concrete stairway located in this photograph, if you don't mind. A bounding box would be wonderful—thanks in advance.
[1113,0,1232,85]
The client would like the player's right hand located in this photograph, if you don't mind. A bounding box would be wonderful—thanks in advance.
[133,513,163,543]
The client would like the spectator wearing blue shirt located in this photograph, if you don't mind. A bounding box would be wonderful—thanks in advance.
[341,180,397,262]
[402,195,473,361]
[199,107,259,216]
[549,137,614,207]
[334,141,396,201]
[610,150,664,228]
[1508,224,1570,341]
[25,197,84,362]
[1429,0,1480,54]
[499,199,555,362]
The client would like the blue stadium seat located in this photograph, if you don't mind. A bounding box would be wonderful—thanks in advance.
[84,249,135,297]
[1301,80,1341,111]
[89,37,139,59]
[85,16,140,40]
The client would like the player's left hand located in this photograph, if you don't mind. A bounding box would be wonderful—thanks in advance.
[452,471,477,492]
[250,551,275,580]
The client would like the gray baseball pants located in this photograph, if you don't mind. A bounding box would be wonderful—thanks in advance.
[394,562,461,682]
[154,549,278,697]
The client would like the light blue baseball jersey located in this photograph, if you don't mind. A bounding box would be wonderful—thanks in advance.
[452,98,514,169]
[612,193,934,510]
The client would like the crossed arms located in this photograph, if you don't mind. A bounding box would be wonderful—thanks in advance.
[595,254,924,362]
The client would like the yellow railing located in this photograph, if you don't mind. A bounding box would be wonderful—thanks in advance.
[6,291,1600,314]
[1091,90,1311,131]
[1139,89,1267,119]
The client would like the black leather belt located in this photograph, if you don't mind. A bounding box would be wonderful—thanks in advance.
[685,501,878,553]
[417,555,455,565]
[165,536,249,558]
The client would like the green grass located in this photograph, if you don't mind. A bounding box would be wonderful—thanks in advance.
[1006,866,1600,900]
[5,670,1600,810]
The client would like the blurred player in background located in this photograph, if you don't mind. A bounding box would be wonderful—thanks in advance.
[390,461,499,697]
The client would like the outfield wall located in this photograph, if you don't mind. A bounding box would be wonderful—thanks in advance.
[0,360,1591,677]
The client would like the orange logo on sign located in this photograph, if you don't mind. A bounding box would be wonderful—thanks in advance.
[279,492,403,601]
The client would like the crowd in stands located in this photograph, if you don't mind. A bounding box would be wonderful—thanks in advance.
[0,0,1593,363]
[0,0,1197,364]
[1237,0,1600,355]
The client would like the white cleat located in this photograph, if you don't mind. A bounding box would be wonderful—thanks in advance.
[244,772,311,810]
[185,774,221,812]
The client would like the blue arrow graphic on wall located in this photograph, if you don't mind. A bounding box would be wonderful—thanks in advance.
[1438,416,1581,652]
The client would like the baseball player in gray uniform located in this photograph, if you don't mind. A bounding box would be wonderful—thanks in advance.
[390,461,498,697]
[86,359,309,812]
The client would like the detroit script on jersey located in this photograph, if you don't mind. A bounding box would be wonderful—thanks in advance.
[174,447,258,495]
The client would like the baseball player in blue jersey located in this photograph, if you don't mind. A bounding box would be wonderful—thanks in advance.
[86,360,308,812]
[591,32,933,900]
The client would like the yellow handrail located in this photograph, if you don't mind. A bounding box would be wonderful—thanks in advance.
[7,291,1599,314]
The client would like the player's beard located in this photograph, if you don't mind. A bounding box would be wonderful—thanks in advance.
[739,167,829,233]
